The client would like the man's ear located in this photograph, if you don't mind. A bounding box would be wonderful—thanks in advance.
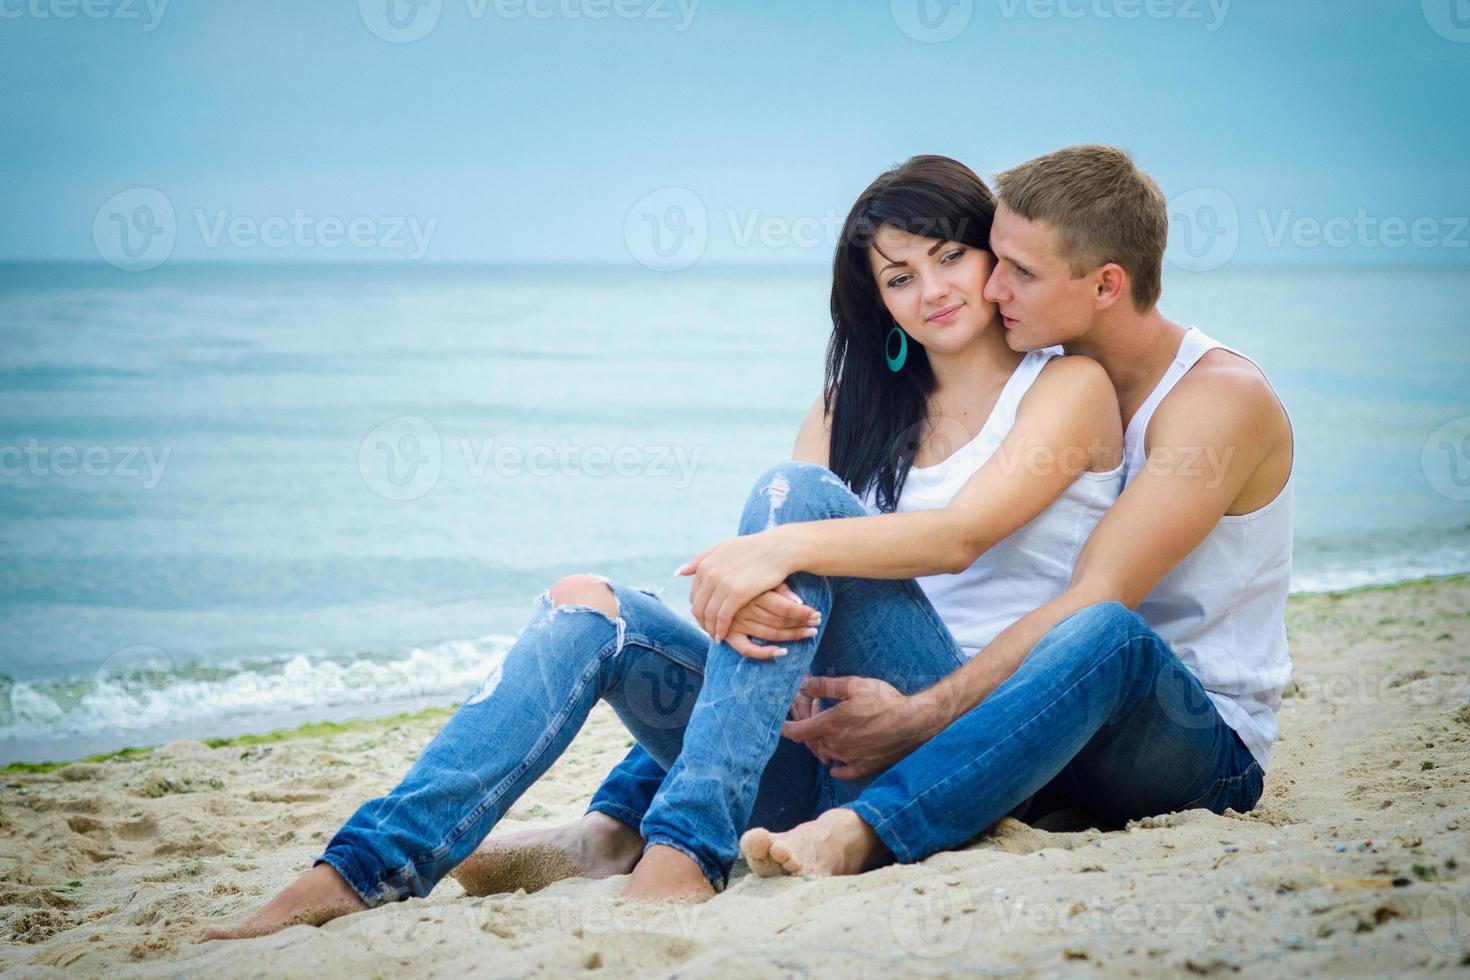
[1094,262,1128,310]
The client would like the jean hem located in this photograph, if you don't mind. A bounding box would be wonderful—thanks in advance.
[587,802,646,832]
[314,850,384,909]
[842,801,917,866]
[642,834,725,890]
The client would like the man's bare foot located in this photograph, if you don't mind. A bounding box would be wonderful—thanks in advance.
[740,809,885,878]
[205,863,368,940]
[450,812,644,897]
[618,844,716,902]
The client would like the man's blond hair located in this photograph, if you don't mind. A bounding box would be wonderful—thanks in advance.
[995,145,1168,312]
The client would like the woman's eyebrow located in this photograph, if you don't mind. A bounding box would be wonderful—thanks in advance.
[877,239,949,274]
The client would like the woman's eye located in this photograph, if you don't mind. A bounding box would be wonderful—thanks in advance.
[887,273,913,288]
[941,248,966,264]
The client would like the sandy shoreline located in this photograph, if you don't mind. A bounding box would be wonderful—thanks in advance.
[2,576,1467,976]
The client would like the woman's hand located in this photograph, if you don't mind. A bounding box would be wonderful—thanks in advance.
[677,528,804,643]
[722,584,821,660]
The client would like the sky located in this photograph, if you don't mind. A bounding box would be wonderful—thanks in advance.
[1,0,1467,266]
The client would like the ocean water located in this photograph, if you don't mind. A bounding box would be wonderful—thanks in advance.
[1,262,1467,764]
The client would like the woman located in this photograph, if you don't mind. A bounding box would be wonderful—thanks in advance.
[209,155,1123,936]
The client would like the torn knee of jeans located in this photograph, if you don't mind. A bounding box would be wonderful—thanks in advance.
[763,474,790,529]
[543,574,627,654]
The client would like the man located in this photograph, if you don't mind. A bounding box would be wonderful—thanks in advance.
[738,144,1294,874]
[455,144,1294,887]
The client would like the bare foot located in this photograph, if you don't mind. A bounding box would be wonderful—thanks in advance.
[740,809,885,878]
[451,812,643,897]
[618,844,716,902]
[205,863,368,940]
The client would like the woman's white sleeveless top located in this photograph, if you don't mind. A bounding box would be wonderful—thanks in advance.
[1124,326,1295,769]
[863,348,1123,660]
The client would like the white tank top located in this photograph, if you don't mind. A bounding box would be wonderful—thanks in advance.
[1125,326,1294,770]
[864,348,1124,659]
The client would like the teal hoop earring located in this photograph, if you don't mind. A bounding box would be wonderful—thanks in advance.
[885,325,908,373]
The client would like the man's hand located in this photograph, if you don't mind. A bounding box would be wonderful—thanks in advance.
[780,676,948,779]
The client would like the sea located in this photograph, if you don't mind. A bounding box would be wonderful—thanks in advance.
[2,262,1467,764]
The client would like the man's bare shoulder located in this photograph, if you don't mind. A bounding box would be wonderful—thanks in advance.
[1154,347,1287,439]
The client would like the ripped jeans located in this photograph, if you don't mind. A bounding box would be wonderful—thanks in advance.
[316,461,968,902]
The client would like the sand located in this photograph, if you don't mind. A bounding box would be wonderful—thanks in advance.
[2,576,1467,977]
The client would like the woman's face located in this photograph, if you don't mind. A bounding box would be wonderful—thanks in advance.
[867,223,999,359]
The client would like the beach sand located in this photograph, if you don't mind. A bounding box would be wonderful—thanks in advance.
[2,576,1467,976]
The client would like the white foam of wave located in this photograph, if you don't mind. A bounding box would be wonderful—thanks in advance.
[0,634,517,743]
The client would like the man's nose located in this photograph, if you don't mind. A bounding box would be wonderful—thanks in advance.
[983,266,1007,303]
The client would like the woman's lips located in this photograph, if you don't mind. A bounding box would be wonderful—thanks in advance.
[927,303,963,323]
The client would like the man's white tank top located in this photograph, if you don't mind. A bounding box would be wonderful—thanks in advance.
[1124,326,1294,770]
[863,348,1124,660]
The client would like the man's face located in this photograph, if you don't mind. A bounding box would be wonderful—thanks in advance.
[983,204,1100,351]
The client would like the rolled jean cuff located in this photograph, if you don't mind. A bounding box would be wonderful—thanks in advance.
[314,849,395,909]
[642,834,725,891]
[841,801,919,866]
[586,801,645,833]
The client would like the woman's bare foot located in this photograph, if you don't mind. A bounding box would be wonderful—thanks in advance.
[618,844,716,902]
[205,863,368,940]
[450,812,644,896]
[740,809,885,878]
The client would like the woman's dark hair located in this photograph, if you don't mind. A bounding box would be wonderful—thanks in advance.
[825,155,997,511]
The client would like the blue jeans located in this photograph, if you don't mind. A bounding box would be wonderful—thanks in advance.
[589,605,1264,866]
[316,460,967,902]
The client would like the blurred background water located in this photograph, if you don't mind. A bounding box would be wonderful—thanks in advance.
[1,261,1466,763]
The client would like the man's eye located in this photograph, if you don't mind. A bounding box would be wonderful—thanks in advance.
[1015,266,1032,279]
